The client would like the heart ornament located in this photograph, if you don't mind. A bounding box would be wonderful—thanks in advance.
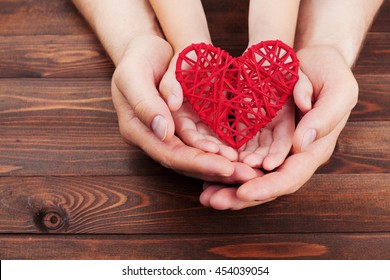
[175,40,299,148]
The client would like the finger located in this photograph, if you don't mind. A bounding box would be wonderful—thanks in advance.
[293,78,357,152]
[113,53,176,141]
[175,114,220,153]
[293,69,313,113]
[239,129,272,168]
[199,184,222,207]
[188,162,260,186]
[237,118,346,202]
[200,184,275,210]
[199,166,264,209]
[174,108,239,161]
[294,49,359,152]
[159,53,184,111]
[112,82,238,180]
[263,102,295,170]
[237,152,316,202]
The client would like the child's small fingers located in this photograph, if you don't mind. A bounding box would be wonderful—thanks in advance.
[177,125,220,154]
[238,128,272,167]
[199,185,223,207]
[263,117,294,171]
[240,148,269,168]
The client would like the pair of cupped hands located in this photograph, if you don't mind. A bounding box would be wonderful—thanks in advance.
[111,35,358,210]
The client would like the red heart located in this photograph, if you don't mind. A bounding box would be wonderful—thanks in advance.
[175,40,299,148]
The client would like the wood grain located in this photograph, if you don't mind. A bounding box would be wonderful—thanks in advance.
[0,0,389,260]
[352,75,390,121]
[1,32,390,78]
[0,174,389,234]
[1,79,388,176]
[0,0,92,36]
[1,76,389,123]
[0,79,167,176]
[0,233,389,259]
[0,0,387,37]
[354,33,390,75]
[1,121,387,176]
[319,122,390,174]
[0,35,113,78]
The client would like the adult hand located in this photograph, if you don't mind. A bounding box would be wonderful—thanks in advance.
[200,46,358,210]
[111,35,258,183]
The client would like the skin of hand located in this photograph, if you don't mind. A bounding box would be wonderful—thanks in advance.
[153,0,306,167]
[72,0,259,183]
[238,0,305,170]
[200,45,358,210]
[149,0,241,161]
[199,0,383,210]
[111,34,260,183]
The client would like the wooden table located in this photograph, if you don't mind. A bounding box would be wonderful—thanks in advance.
[0,0,389,260]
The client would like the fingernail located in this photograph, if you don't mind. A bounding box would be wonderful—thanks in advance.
[301,129,317,150]
[151,115,167,141]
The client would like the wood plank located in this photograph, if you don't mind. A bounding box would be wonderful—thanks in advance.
[0,0,387,36]
[0,35,113,78]
[0,0,92,36]
[319,121,390,174]
[354,33,390,75]
[352,75,390,121]
[1,79,389,176]
[0,174,389,234]
[1,233,389,259]
[1,121,387,176]
[1,32,389,78]
[1,76,389,123]
[0,0,249,38]
[0,79,166,176]
[0,79,115,126]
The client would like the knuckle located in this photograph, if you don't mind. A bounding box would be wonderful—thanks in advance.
[119,126,136,146]
[159,156,174,170]
[112,65,124,86]
[132,98,152,124]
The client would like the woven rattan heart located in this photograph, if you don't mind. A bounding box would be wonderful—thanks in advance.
[176,40,299,148]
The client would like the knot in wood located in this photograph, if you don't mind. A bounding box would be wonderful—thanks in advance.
[34,206,68,232]
[43,212,62,230]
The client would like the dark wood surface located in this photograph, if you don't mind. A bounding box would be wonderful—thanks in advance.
[0,0,389,259]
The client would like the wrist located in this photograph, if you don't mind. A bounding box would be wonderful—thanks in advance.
[72,0,163,65]
[171,36,212,54]
[295,37,358,68]
[248,32,294,48]
[295,0,384,68]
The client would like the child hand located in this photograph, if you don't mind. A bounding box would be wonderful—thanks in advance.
[239,68,313,170]
[238,98,295,170]
[158,51,240,162]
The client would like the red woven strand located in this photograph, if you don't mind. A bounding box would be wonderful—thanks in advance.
[176,40,299,148]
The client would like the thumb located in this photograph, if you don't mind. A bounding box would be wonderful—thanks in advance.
[293,69,313,114]
[293,77,358,152]
[159,53,184,112]
[112,65,175,141]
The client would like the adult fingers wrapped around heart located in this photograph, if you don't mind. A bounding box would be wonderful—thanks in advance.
[176,40,299,149]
